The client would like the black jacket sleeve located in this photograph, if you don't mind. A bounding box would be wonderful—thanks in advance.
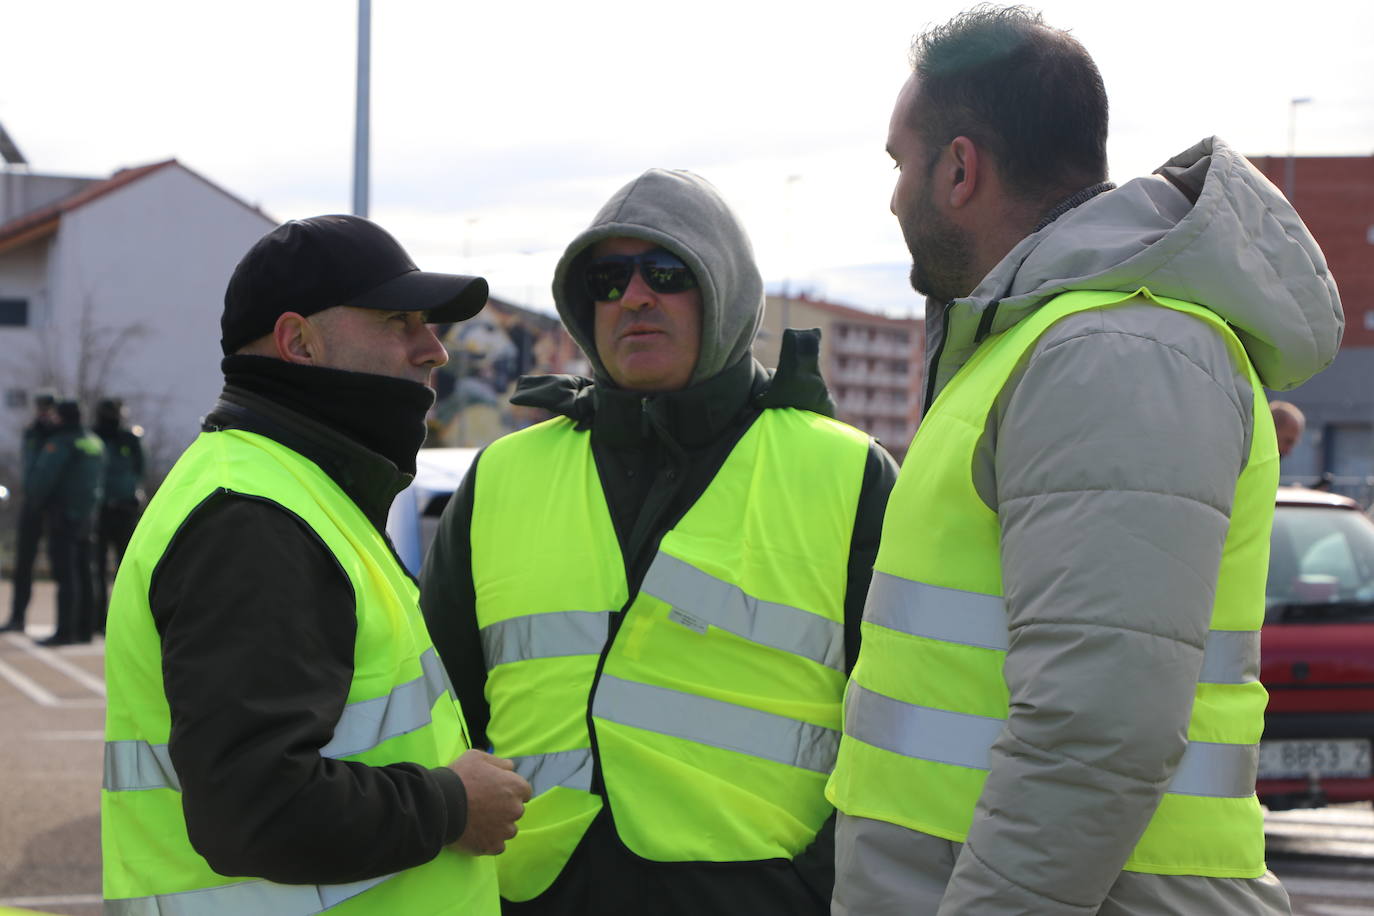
[418,459,491,750]
[842,440,900,673]
[152,494,468,884]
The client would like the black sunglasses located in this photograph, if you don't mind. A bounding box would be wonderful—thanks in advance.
[583,249,697,302]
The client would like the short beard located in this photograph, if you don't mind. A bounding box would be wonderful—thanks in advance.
[900,183,975,304]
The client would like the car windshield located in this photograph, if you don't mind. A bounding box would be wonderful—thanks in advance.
[1267,504,1374,622]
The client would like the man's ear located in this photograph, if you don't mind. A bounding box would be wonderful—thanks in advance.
[272,312,320,365]
[947,136,980,209]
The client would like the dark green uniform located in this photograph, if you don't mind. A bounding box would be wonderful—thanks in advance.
[28,411,105,645]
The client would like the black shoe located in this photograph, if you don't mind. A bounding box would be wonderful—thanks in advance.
[37,633,73,647]
[0,619,25,633]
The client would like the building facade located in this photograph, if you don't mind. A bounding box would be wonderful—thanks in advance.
[757,294,923,460]
[1248,154,1374,501]
[0,160,276,485]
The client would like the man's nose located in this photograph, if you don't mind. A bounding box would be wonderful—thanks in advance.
[617,268,657,311]
[415,324,450,368]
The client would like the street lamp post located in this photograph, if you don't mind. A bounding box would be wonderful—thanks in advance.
[1285,96,1312,204]
[781,174,802,342]
[352,0,372,217]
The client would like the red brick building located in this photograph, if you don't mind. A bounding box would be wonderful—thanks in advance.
[757,295,924,460]
[1247,154,1374,497]
[1249,155,1374,346]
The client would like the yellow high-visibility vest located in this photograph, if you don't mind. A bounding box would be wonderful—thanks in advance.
[471,407,871,901]
[102,428,497,914]
[828,289,1276,878]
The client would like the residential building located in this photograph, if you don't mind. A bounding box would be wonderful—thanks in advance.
[1247,154,1374,501]
[0,160,276,483]
[757,294,923,460]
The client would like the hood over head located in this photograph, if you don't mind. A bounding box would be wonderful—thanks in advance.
[552,169,764,387]
[927,137,1343,399]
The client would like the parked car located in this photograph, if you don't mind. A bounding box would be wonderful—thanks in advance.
[1258,486,1374,809]
[386,447,479,575]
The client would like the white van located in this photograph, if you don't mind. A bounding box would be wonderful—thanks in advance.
[385,447,479,575]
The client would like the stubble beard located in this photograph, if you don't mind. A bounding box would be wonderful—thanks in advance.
[902,191,975,305]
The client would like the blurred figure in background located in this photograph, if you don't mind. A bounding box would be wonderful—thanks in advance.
[93,397,145,629]
[28,399,104,646]
[2,389,61,634]
[1270,401,1306,459]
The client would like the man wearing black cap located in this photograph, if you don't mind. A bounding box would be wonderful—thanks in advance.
[101,215,527,915]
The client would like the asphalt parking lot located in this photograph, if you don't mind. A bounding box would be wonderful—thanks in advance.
[1,580,1372,915]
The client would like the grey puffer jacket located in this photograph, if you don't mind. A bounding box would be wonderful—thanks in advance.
[839,138,1341,916]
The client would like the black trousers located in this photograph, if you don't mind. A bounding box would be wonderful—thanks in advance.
[94,500,140,630]
[47,516,96,643]
[5,505,47,629]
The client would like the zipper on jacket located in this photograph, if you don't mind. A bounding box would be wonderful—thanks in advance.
[923,299,955,413]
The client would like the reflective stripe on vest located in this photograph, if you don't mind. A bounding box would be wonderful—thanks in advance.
[512,749,595,796]
[641,553,845,671]
[105,648,455,792]
[593,675,841,773]
[480,610,611,666]
[105,873,394,916]
[865,572,1261,686]
[843,681,1258,797]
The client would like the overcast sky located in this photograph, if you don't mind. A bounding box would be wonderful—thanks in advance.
[3,0,1371,316]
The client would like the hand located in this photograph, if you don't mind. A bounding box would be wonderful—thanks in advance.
[449,750,532,855]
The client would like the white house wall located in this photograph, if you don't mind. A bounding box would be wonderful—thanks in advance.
[0,235,57,472]
[8,164,274,481]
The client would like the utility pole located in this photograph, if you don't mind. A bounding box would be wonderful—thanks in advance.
[1284,96,1312,204]
[352,0,372,217]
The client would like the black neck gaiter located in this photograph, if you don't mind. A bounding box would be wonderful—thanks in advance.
[221,356,434,475]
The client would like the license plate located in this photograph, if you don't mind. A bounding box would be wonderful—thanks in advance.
[1258,738,1373,779]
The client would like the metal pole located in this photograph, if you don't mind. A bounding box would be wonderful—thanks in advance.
[352,0,372,217]
[1285,96,1311,203]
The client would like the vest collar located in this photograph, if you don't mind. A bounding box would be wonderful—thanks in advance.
[203,385,411,532]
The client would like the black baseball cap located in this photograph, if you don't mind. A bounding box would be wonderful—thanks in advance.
[221,214,489,355]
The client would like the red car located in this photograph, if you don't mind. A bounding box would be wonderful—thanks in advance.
[1258,486,1374,809]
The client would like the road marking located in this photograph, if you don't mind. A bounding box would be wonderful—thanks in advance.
[1269,805,1374,824]
[4,633,105,695]
[1283,876,1374,900]
[0,655,59,706]
[0,893,102,906]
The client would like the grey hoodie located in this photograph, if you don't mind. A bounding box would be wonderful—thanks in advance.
[836,138,1340,916]
[552,169,764,386]
[923,136,1342,405]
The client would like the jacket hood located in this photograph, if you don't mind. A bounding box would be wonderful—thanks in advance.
[552,168,764,387]
[927,137,1343,400]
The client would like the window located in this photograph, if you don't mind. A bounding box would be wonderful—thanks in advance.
[0,298,28,326]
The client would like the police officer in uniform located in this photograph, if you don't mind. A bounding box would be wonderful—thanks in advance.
[92,397,145,628]
[28,399,104,646]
